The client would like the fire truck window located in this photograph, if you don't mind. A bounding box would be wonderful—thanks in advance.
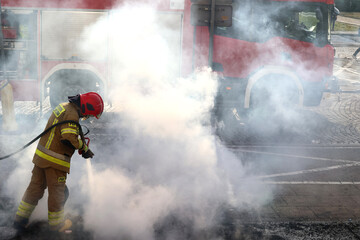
[2,10,36,40]
[281,11,318,42]
[1,10,20,39]
[215,1,252,41]
[1,10,38,79]
[215,1,328,45]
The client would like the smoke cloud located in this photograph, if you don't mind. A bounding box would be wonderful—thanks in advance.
[74,3,272,240]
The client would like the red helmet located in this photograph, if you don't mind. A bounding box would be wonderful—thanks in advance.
[79,92,104,119]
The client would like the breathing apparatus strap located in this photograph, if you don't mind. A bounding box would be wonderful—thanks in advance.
[0,120,88,160]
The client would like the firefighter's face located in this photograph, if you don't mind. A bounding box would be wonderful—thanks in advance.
[81,115,91,121]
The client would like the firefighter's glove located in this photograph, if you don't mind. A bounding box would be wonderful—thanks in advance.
[82,149,94,159]
[78,140,89,155]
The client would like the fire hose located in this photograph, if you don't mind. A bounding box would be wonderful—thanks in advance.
[0,120,89,160]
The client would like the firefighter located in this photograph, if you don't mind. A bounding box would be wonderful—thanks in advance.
[331,5,340,31]
[1,80,18,132]
[13,92,104,233]
[352,28,360,59]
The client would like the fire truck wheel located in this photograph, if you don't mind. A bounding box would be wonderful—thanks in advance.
[248,76,300,121]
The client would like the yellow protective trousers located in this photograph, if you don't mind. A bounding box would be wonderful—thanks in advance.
[15,164,68,228]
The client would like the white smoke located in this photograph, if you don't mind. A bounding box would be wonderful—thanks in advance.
[3,147,34,201]
[76,3,273,240]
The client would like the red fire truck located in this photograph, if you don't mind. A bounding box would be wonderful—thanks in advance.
[0,0,123,110]
[0,0,337,117]
[189,0,337,123]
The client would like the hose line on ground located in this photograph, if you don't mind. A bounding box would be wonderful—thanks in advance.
[0,120,89,160]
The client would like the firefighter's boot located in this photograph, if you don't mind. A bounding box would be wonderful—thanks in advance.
[50,219,72,232]
[13,216,29,234]
[13,200,35,234]
[59,219,72,232]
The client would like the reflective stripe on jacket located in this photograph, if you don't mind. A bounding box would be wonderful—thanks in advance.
[35,145,71,168]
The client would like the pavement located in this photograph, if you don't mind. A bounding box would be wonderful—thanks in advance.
[257,183,360,222]
[250,59,360,222]
[338,15,360,27]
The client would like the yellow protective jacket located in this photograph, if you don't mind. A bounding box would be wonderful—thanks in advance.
[33,102,85,173]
